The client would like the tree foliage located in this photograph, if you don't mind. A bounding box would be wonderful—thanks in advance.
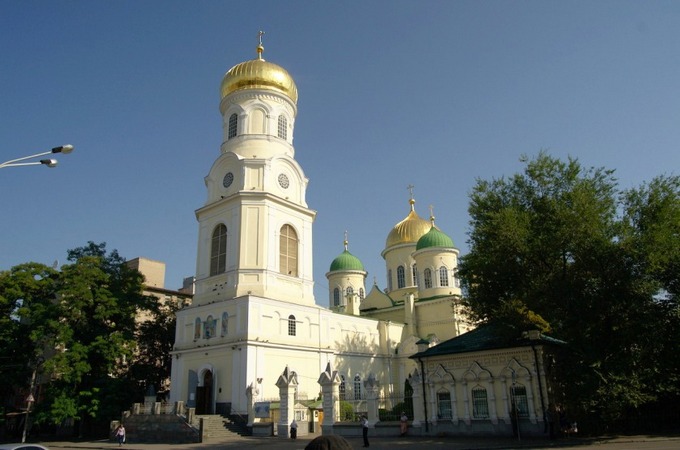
[0,242,165,436]
[459,153,680,431]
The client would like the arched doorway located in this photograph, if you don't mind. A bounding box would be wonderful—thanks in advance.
[196,370,213,414]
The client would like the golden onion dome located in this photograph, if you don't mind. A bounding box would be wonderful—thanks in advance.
[385,199,433,248]
[220,42,298,104]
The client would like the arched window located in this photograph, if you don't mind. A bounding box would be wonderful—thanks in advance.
[333,288,340,306]
[288,314,296,336]
[359,288,364,300]
[210,224,227,276]
[437,389,452,419]
[397,266,405,289]
[439,266,449,287]
[424,268,432,289]
[339,375,346,401]
[204,315,216,339]
[277,115,287,140]
[194,317,201,339]
[387,269,393,292]
[472,386,489,419]
[346,286,354,297]
[228,113,238,139]
[412,265,418,286]
[221,312,229,336]
[510,385,529,417]
[280,225,298,277]
[353,374,362,400]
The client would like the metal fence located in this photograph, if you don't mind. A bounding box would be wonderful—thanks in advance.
[377,394,413,422]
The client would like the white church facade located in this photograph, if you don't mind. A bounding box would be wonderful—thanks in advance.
[168,39,470,421]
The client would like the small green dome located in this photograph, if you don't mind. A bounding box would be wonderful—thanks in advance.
[416,226,454,250]
[329,250,365,272]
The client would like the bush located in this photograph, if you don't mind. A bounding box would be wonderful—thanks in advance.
[339,401,354,421]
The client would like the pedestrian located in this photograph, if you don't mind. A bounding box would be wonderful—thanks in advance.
[114,424,126,446]
[361,415,370,447]
[290,418,298,439]
[399,411,408,436]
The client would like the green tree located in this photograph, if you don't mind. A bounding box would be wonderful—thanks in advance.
[0,263,58,415]
[0,242,156,436]
[128,297,180,395]
[618,176,680,421]
[459,153,680,432]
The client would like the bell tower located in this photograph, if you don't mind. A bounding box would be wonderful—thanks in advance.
[193,34,316,307]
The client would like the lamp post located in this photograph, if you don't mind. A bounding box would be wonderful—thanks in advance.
[0,145,74,169]
[21,356,45,443]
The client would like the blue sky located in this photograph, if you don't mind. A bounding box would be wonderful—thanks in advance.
[2,1,679,305]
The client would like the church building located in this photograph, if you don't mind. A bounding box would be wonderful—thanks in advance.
[168,38,468,419]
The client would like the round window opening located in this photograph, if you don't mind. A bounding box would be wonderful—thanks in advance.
[278,173,290,189]
[223,172,234,188]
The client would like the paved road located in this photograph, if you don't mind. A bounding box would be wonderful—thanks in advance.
[27,433,680,450]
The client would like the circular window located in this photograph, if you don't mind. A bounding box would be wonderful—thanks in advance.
[223,172,234,188]
[278,173,290,189]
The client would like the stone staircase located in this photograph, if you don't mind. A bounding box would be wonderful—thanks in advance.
[194,414,250,441]
[123,414,199,443]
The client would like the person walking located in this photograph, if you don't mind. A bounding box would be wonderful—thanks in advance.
[399,411,408,436]
[114,424,126,446]
[361,415,369,447]
[290,418,298,439]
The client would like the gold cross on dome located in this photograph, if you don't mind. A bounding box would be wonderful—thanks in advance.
[407,184,415,200]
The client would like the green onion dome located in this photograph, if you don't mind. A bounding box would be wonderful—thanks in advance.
[416,225,454,250]
[329,249,365,272]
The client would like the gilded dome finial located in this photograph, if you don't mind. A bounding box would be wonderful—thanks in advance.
[407,184,415,211]
[429,204,435,225]
[257,30,265,60]
[344,230,349,251]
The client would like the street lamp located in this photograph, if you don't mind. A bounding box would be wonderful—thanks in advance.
[21,356,45,443]
[0,145,74,169]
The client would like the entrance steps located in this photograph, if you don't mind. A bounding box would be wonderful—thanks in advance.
[194,414,250,441]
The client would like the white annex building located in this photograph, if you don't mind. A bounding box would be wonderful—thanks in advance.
[169,39,470,419]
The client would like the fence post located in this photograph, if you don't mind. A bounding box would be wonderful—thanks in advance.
[245,381,259,426]
[409,369,425,428]
[276,365,298,438]
[365,373,380,426]
[175,400,184,415]
[317,362,340,434]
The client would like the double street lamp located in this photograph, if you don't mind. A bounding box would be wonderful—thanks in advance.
[0,145,75,169]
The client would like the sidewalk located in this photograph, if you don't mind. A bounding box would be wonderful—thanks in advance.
[36,433,680,450]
